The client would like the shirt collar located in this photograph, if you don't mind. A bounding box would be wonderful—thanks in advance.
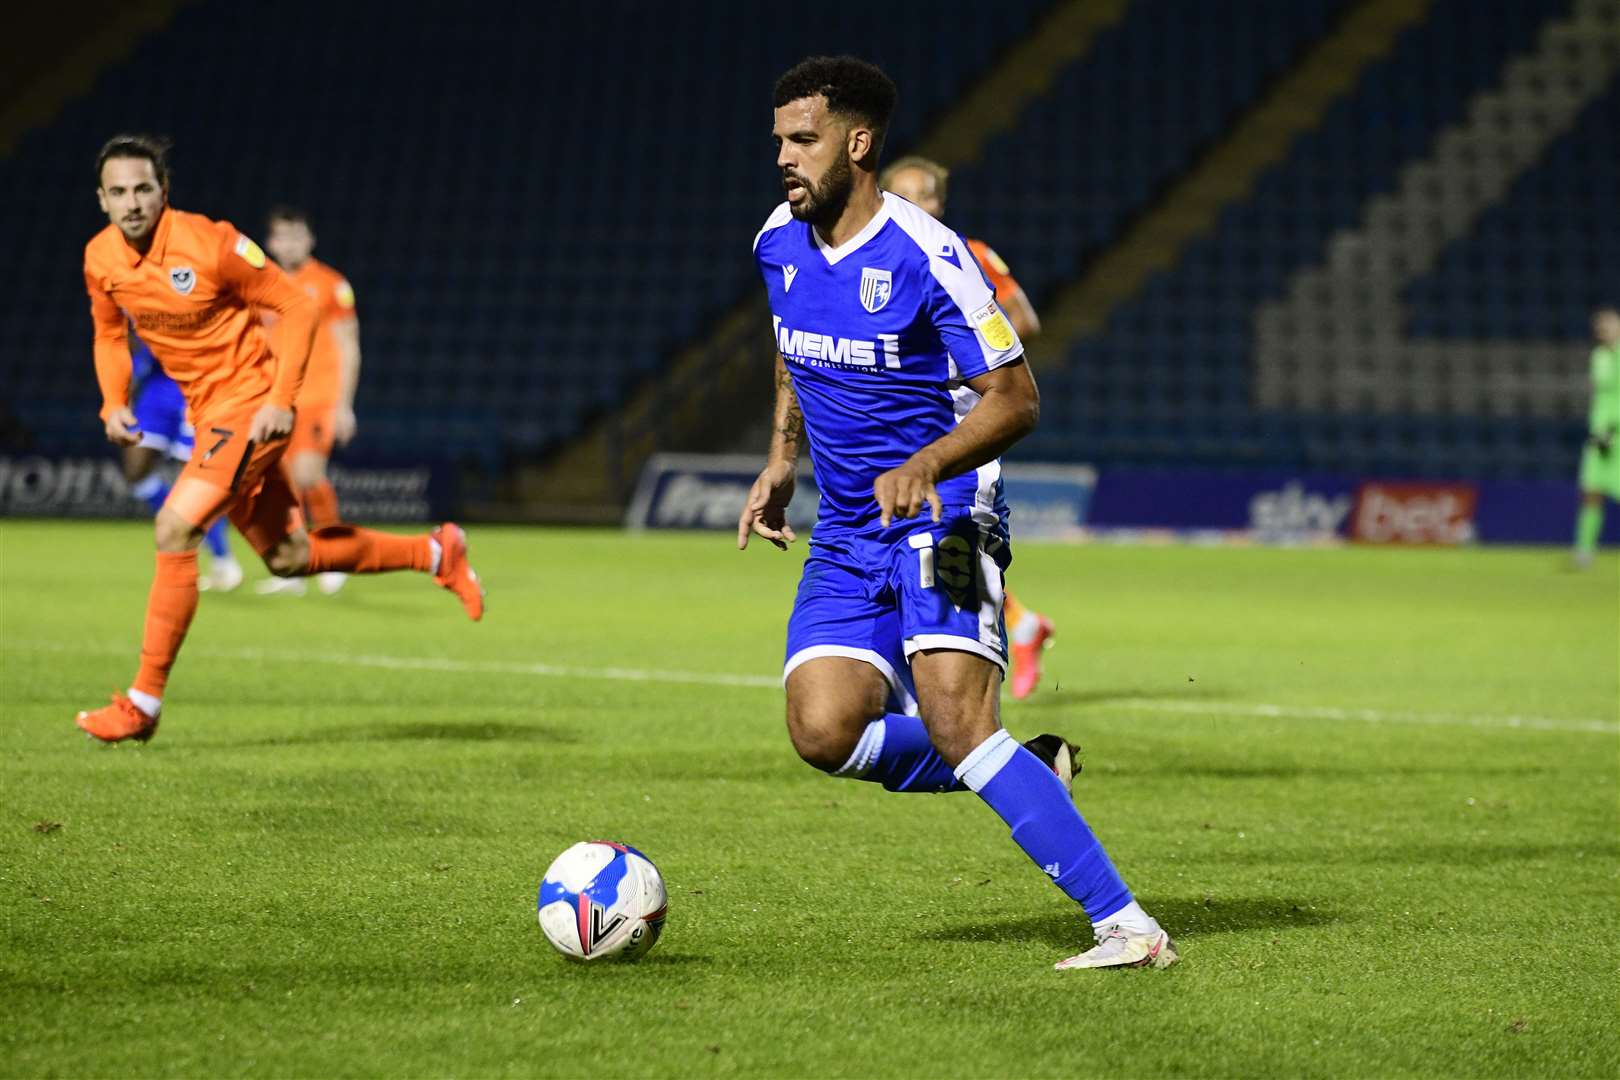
[811,194,892,266]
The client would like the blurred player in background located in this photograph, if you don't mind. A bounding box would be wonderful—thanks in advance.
[881,156,1053,699]
[741,58,1174,970]
[76,134,484,743]
[257,206,361,597]
[123,331,243,591]
[1574,305,1620,567]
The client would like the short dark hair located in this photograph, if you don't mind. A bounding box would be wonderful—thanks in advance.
[96,133,171,189]
[267,204,312,229]
[774,55,898,157]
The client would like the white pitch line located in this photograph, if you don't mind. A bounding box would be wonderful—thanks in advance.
[11,641,1616,735]
[1109,698,1619,736]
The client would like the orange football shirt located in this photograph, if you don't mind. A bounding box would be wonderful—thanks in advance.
[284,257,357,408]
[84,207,318,424]
[966,238,1023,307]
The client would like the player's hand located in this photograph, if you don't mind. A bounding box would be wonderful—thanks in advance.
[103,407,141,448]
[874,457,942,528]
[333,405,357,447]
[737,460,797,551]
[249,403,295,443]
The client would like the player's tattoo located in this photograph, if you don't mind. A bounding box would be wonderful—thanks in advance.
[775,365,803,451]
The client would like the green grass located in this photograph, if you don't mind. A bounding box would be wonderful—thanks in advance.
[3,521,1617,1078]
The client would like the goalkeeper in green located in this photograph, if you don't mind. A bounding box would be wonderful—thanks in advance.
[1575,305,1620,567]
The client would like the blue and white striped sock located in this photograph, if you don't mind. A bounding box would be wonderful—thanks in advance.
[955,729,1133,921]
[833,714,963,793]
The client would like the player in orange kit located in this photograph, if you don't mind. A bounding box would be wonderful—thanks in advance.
[881,156,1054,700]
[256,205,361,596]
[76,134,484,743]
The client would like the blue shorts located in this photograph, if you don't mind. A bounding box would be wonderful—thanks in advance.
[132,371,193,460]
[783,505,1012,715]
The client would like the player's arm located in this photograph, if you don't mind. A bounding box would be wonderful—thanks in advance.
[217,232,318,440]
[333,314,361,446]
[1588,350,1617,455]
[1000,285,1041,341]
[85,269,140,446]
[874,360,1039,527]
[737,352,802,551]
[972,242,1042,341]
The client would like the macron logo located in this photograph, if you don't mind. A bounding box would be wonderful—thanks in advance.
[783,265,798,292]
[1043,862,1061,879]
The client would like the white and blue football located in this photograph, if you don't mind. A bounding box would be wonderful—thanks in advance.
[537,841,667,961]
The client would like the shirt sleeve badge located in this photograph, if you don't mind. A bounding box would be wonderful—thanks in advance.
[972,300,1017,352]
[234,234,267,269]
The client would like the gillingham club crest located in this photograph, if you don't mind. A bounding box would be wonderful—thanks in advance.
[168,266,196,296]
[860,266,892,313]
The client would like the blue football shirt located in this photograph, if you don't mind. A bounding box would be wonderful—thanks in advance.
[753,192,1025,531]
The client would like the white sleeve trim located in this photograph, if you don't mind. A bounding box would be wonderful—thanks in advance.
[886,196,1024,372]
[753,202,794,253]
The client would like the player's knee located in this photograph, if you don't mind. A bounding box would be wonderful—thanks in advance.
[152,511,198,553]
[784,701,865,773]
[264,534,310,577]
[289,453,326,490]
[915,694,998,766]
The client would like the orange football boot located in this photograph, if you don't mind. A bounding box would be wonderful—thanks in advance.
[1009,614,1054,700]
[75,693,159,743]
[432,522,485,620]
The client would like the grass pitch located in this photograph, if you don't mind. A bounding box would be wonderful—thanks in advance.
[2,521,1617,1078]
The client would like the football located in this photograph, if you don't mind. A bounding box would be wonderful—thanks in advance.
[537,841,668,961]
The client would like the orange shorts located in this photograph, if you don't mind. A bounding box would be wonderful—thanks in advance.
[164,409,303,556]
[288,401,337,459]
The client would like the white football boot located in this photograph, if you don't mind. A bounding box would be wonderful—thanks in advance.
[1056,925,1179,971]
[198,557,244,593]
[255,575,308,596]
[316,572,348,595]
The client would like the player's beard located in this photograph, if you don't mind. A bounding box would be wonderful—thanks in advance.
[788,153,854,227]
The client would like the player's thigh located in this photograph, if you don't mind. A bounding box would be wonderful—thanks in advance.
[909,649,1002,766]
[784,656,891,762]
[229,459,306,568]
[890,511,1010,674]
[889,510,1011,762]
[785,541,918,714]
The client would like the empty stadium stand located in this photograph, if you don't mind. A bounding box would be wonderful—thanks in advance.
[0,0,1050,470]
[4,0,1616,511]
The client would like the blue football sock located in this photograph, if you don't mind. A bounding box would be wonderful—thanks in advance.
[833,713,963,793]
[956,729,1133,920]
[131,474,168,515]
[203,517,232,560]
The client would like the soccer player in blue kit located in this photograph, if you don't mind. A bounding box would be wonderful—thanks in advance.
[737,56,1176,970]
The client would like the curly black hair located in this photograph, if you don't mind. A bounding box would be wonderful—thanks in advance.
[95,133,172,189]
[774,55,898,155]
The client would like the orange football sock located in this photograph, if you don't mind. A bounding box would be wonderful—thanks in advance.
[1004,590,1027,627]
[307,527,432,574]
[131,550,200,699]
[301,480,343,532]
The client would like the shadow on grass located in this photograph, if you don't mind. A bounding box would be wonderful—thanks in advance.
[211,721,579,748]
[922,895,1337,946]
